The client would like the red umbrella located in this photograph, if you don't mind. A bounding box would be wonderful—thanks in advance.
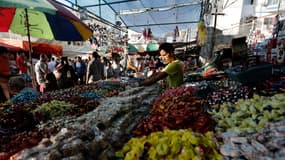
[0,0,93,88]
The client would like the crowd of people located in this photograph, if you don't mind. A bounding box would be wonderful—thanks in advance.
[0,47,125,102]
[1,42,190,102]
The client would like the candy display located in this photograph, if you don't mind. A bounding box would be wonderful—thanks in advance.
[209,94,285,134]
[0,127,58,158]
[33,100,77,122]
[0,83,126,159]
[10,90,40,104]
[207,80,253,106]
[0,70,284,160]
[133,86,215,136]
[8,85,161,160]
[0,104,37,134]
[117,129,222,160]
[218,121,285,159]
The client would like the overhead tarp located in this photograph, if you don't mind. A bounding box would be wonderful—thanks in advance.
[0,41,23,51]
[23,41,63,56]
[63,44,95,55]
[73,0,201,38]
[0,38,63,56]
[0,38,23,49]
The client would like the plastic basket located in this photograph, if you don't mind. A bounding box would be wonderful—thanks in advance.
[225,64,273,84]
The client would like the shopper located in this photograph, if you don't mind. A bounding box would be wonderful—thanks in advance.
[45,72,58,92]
[34,54,49,93]
[139,43,184,88]
[48,57,56,73]
[0,46,11,101]
[86,51,105,84]
[54,56,76,89]
[16,52,31,82]
[112,56,121,78]
[127,58,138,73]
[75,56,86,84]
[8,76,39,97]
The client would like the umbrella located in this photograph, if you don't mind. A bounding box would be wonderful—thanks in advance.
[98,47,111,53]
[0,0,93,41]
[128,44,138,53]
[146,42,159,52]
[0,0,93,88]
[135,44,146,53]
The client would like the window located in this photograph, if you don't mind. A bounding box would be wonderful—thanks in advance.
[264,17,274,30]
[244,0,254,5]
[268,0,279,5]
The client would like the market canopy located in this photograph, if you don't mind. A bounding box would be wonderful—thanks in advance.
[0,41,23,51]
[0,38,63,56]
[65,0,201,38]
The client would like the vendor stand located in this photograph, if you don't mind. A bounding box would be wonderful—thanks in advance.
[0,39,284,160]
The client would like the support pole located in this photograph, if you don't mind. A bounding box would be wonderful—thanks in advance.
[24,9,36,89]
[210,0,218,59]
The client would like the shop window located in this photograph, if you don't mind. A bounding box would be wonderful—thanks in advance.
[264,17,274,30]
[268,0,279,6]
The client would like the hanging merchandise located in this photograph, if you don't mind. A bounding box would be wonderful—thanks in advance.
[142,28,153,43]
[173,25,179,42]
[197,21,206,45]
[147,28,152,41]
[142,28,147,43]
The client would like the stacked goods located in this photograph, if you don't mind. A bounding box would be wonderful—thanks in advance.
[0,127,58,159]
[10,89,40,104]
[207,80,253,106]
[116,129,222,160]
[0,98,101,159]
[42,84,124,100]
[225,64,273,84]
[209,94,285,133]
[133,86,215,136]
[255,75,285,96]
[0,104,37,134]
[218,121,285,159]
[8,85,161,160]
[32,100,77,122]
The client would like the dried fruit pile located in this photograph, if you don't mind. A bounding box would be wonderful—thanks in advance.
[117,129,222,160]
[207,80,253,106]
[0,127,58,158]
[10,89,40,104]
[43,84,123,99]
[7,85,161,160]
[209,94,285,134]
[0,84,121,159]
[133,86,215,136]
[218,121,285,159]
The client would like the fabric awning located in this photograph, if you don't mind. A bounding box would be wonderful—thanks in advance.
[0,38,63,56]
[73,0,201,38]
[0,41,23,51]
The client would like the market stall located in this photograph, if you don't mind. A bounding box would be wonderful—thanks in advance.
[0,38,63,56]
[0,0,285,159]
[0,62,283,159]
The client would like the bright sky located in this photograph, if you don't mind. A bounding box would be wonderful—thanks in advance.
[56,0,116,23]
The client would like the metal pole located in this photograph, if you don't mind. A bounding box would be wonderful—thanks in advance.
[210,0,218,58]
[277,0,281,18]
[99,0,102,17]
[24,9,36,89]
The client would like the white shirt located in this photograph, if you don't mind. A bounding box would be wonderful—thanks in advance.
[48,61,56,72]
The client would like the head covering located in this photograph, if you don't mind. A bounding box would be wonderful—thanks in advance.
[0,46,8,55]
[9,76,25,89]
[92,51,100,58]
